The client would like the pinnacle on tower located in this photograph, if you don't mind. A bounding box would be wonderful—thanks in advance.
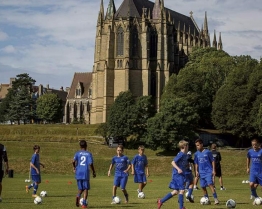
[218,32,223,50]
[213,30,217,48]
[105,0,116,20]
[97,0,104,25]
[152,0,161,19]
[203,11,209,34]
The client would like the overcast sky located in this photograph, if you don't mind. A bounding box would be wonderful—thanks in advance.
[0,0,261,89]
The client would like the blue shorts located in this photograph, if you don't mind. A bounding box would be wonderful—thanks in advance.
[169,174,185,190]
[114,175,128,189]
[134,174,147,183]
[185,172,194,184]
[77,180,90,190]
[32,175,41,183]
[199,173,213,187]
[250,172,262,185]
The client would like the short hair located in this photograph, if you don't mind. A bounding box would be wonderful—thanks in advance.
[79,140,87,148]
[117,145,124,150]
[211,143,217,150]
[251,139,259,144]
[138,145,145,150]
[195,138,203,144]
[33,145,40,150]
[178,140,188,149]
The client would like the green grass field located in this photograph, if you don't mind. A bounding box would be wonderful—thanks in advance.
[0,174,259,209]
[0,134,255,209]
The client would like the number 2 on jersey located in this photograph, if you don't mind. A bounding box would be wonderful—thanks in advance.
[80,156,86,166]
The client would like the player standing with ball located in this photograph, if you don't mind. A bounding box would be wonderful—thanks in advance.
[194,139,219,205]
[108,145,131,204]
[247,139,262,205]
[73,140,96,208]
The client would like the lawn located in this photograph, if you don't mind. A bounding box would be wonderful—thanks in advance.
[0,174,259,209]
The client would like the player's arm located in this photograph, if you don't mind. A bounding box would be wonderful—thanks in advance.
[131,164,135,175]
[72,160,77,172]
[108,164,113,177]
[212,160,216,176]
[246,157,250,174]
[145,164,149,177]
[171,160,182,173]
[30,161,39,174]
[90,163,96,178]
[125,163,131,173]
[40,163,45,168]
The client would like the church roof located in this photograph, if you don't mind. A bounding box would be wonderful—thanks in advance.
[67,72,92,99]
[114,0,199,34]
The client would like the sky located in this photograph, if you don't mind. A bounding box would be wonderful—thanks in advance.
[0,0,261,89]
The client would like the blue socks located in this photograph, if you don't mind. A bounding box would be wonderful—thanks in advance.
[161,192,173,203]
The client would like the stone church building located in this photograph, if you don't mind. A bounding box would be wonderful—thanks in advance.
[64,0,223,124]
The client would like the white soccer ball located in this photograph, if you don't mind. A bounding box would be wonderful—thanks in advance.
[242,180,245,183]
[254,197,262,205]
[40,191,47,197]
[79,197,84,206]
[185,191,194,201]
[226,199,236,208]
[114,196,121,204]
[245,180,250,183]
[138,192,145,199]
[34,196,42,204]
[200,197,209,205]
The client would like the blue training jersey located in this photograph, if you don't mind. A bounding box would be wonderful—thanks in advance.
[74,150,93,180]
[194,149,214,175]
[132,154,148,175]
[31,153,40,175]
[111,155,130,177]
[172,151,189,175]
[247,148,262,173]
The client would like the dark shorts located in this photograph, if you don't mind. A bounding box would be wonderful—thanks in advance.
[215,167,222,177]
[77,180,90,190]
[32,174,41,183]
[0,170,3,183]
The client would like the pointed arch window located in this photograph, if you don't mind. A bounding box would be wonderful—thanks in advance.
[117,27,124,56]
[150,30,157,58]
[132,27,138,56]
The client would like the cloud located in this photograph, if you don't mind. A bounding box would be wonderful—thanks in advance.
[0,0,261,89]
[0,31,8,41]
[1,45,16,53]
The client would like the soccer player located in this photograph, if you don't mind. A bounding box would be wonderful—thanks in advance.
[131,145,149,195]
[0,143,9,202]
[157,140,189,209]
[194,139,219,205]
[246,139,262,205]
[184,151,194,203]
[211,143,226,190]
[73,140,96,208]
[108,145,131,204]
[26,145,45,197]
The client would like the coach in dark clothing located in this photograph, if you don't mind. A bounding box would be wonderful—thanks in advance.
[0,143,9,202]
[211,143,226,190]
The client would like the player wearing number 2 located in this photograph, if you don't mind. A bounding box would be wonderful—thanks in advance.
[73,140,96,208]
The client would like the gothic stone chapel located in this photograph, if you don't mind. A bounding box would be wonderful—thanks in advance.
[65,0,222,124]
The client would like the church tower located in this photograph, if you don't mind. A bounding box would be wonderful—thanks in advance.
[90,0,222,124]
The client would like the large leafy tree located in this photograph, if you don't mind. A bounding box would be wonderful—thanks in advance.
[146,98,199,150]
[5,73,36,124]
[212,56,259,140]
[161,47,232,128]
[108,91,135,137]
[36,93,63,123]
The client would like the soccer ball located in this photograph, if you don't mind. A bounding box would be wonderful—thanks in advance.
[254,197,262,205]
[114,196,121,204]
[34,196,42,204]
[226,199,236,208]
[138,192,145,199]
[185,191,194,201]
[200,197,209,205]
[40,191,47,197]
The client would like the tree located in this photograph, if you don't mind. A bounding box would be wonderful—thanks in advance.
[94,123,109,144]
[145,98,199,150]
[212,56,259,141]
[5,74,36,124]
[36,93,63,123]
[161,47,232,128]
[108,91,135,137]
[132,95,155,139]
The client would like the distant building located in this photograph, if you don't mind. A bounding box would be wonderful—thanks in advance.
[64,72,92,124]
[0,78,15,102]
[66,0,223,124]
